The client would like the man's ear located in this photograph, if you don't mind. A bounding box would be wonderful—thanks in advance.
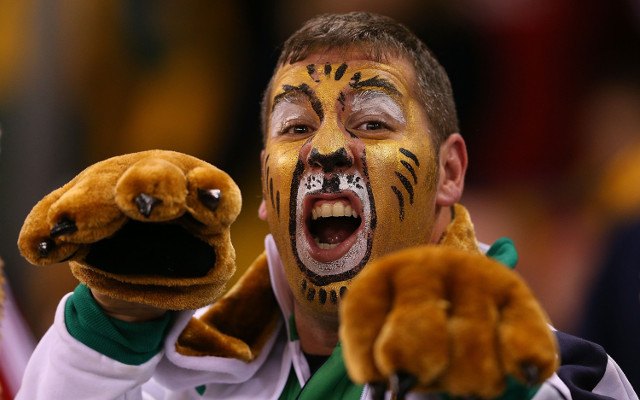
[258,199,268,221]
[435,133,467,207]
[258,150,268,221]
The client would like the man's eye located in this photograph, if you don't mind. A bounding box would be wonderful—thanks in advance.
[358,121,386,130]
[285,125,310,134]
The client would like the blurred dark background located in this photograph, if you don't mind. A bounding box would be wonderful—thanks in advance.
[1,0,639,390]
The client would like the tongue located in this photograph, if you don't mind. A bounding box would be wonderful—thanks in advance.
[315,218,357,244]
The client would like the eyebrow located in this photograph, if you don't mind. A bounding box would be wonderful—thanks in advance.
[272,83,324,120]
[349,74,402,98]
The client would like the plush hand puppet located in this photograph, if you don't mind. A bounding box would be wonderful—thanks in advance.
[339,248,559,399]
[339,207,559,399]
[18,150,241,310]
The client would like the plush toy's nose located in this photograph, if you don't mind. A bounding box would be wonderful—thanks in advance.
[115,157,188,221]
[135,193,162,218]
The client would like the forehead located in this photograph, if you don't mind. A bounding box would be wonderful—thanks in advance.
[270,52,418,100]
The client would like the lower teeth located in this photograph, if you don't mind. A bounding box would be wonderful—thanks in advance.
[314,238,339,250]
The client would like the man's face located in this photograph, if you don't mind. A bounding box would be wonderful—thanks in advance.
[262,52,440,313]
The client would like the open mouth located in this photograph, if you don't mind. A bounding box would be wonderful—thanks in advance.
[84,215,216,278]
[291,169,375,286]
[306,197,362,257]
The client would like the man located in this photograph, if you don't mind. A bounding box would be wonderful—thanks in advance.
[258,13,464,362]
[17,12,637,400]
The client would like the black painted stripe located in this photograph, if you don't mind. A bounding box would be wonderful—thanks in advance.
[338,91,346,111]
[281,84,296,92]
[310,98,324,121]
[401,160,417,184]
[392,186,405,221]
[349,75,401,97]
[273,83,324,121]
[399,148,420,167]
[319,289,327,304]
[395,171,414,204]
[335,63,348,80]
[269,178,274,208]
[266,166,270,188]
[306,64,315,78]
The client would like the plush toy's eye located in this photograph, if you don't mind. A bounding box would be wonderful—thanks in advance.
[198,189,221,211]
[38,239,55,257]
[50,218,78,237]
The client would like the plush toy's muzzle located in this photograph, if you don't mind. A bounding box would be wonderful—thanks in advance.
[18,150,242,310]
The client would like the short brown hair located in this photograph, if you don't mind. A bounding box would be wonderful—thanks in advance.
[260,12,459,147]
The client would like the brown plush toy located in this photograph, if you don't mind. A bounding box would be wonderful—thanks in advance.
[18,150,241,310]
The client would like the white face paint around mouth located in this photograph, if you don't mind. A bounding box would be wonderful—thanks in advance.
[294,170,372,280]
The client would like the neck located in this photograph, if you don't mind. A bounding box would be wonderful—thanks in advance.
[429,204,453,244]
[294,300,339,356]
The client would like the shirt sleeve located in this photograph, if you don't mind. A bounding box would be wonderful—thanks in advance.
[551,331,639,400]
[15,286,172,400]
[64,284,172,365]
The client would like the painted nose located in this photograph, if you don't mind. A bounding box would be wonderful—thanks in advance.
[304,119,355,173]
[308,148,353,173]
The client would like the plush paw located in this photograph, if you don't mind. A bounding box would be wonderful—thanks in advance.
[18,150,241,310]
[339,245,558,399]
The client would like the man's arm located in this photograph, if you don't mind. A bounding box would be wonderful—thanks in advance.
[16,286,174,400]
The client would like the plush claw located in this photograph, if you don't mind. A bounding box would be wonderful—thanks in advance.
[390,371,417,400]
[50,218,78,237]
[135,193,161,218]
[522,363,540,387]
[38,239,55,257]
[198,189,221,211]
[369,382,387,400]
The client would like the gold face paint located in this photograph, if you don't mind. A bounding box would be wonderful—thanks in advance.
[263,54,439,313]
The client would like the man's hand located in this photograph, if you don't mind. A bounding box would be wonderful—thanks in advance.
[91,289,168,322]
[339,245,558,400]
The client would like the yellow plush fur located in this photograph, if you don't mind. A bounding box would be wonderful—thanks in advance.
[439,204,481,253]
[18,150,241,310]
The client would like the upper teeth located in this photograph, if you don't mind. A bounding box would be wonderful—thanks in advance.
[312,202,358,219]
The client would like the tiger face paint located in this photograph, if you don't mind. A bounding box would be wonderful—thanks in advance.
[262,53,439,313]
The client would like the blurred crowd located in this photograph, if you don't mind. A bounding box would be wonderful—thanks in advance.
[0,0,638,396]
